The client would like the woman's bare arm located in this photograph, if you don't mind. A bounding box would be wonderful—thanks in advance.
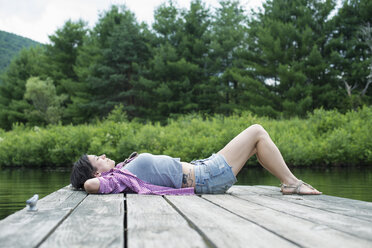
[84,178,100,193]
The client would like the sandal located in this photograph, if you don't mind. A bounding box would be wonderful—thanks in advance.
[280,180,321,195]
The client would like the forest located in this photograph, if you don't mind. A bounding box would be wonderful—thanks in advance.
[0,0,371,130]
[0,30,41,73]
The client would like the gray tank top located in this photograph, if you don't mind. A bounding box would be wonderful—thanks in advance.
[122,153,183,188]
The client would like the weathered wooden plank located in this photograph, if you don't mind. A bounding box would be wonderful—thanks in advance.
[202,194,372,248]
[257,185,372,209]
[230,185,372,222]
[228,186,372,241]
[165,195,298,248]
[0,185,87,248]
[127,194,207,248]
[240,185,372,210]
[39,193,124,248]
[260,185,372,222]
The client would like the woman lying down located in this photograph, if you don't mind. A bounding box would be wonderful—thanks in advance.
[70,124,321,195]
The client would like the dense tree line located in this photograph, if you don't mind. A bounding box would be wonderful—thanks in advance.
[0,0,371,130]
[0,30,41,73]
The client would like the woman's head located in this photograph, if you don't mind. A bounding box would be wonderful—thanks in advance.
[70,154,116,189]
[70,154,96,189]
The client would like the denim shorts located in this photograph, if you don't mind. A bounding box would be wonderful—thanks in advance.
[191,153,237,194]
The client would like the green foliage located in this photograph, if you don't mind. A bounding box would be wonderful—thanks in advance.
[0,46,48,129]
[0,107,370,167]
[328,0,372,108]
[24,77,66,125]
[247,0,339,117]
[0,0,371,130]
[105,104,128,123]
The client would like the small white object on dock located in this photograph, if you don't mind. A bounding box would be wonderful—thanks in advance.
[26,194,39,212]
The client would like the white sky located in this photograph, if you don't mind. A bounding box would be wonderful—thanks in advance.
[0,0,264,44]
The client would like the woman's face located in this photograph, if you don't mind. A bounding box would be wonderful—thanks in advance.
[87,154,115,176]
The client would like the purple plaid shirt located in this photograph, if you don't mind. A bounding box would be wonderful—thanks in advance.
[97,162,195,195]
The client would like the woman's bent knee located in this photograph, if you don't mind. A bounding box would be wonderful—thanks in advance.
[247,124,268,138]
[248,124,266,132]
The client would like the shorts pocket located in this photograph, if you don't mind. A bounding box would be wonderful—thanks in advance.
[207,171,229,188]
[207,165,236,193]
[206,161,225,177]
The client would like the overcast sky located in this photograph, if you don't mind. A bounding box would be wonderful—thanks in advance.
[0,0,264,44]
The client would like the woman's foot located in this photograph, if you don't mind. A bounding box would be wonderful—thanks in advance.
[280,180,322,195]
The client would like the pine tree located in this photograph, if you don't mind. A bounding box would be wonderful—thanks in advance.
[45,20,88,92]
[76,5,151,119]
[209,0,255,114]
[327,0,372,109]
[145,0,212,120]
[246,0,337,117]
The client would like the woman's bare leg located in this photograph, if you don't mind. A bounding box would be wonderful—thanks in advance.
[217,124,321,194]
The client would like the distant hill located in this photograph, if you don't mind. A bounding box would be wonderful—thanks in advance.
[0,30,43,73]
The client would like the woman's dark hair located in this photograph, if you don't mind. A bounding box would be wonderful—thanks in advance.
[70,154,97,190]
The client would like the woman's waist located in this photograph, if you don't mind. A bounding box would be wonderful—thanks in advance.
[181,162,196,188]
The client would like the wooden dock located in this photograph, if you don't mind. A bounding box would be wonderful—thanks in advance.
[0,185,371,248]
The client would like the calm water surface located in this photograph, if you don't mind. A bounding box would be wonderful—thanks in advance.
[1,165,372,220]
[0,167,71,220]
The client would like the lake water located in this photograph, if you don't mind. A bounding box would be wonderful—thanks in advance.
[1,165,372,220]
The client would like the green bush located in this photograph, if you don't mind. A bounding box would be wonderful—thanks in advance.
[0,107,371,167]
